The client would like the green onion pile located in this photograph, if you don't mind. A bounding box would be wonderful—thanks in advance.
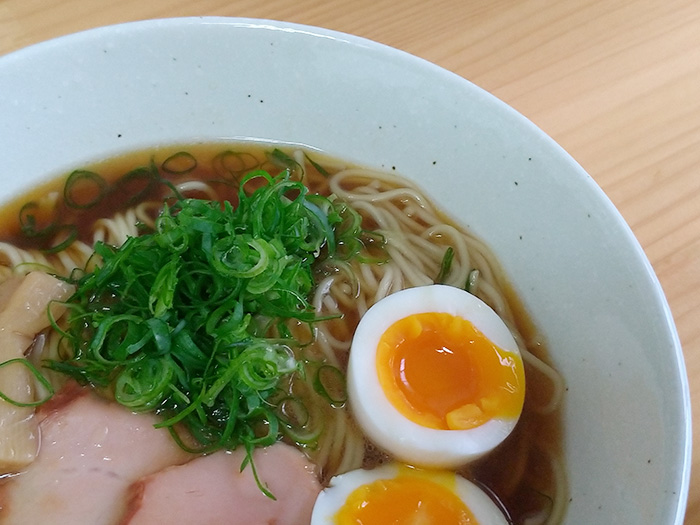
[51,168,372,456]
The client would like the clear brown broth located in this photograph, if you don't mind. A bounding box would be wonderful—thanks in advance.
[0,144,565,524]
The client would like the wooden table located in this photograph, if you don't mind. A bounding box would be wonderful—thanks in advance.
[2,0,699,521]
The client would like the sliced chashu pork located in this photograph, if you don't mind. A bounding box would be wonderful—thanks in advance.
[0,272,74,473]
[0,385,192,524]
[123,444,321,525]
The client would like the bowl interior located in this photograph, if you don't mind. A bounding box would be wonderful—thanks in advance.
[0,17,691,523]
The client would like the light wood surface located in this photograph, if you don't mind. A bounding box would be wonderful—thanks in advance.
[2,0,699,522]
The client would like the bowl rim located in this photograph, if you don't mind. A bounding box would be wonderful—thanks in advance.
[0,16,692,523]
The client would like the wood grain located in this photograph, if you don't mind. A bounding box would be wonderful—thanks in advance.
[2,0,699,522]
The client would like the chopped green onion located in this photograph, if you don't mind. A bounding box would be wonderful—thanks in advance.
[63,170,108,209]
[0,358,55,407]
[51,169,375,459]
[465,268,480,293]
[115,165,160,206]
[277,396,323,445]
[19,201,58,238]
[267,148,301,176]
[435,246,455,284]
[162,151,197,174]
[313,364,347,407]
[42,225,78,254]
[211,150,260,180]
[304,153,331,177]
[241,442,276,500]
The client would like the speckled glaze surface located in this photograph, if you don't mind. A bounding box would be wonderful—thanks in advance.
[0,18,690,523]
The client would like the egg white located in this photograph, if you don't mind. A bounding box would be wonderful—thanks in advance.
[310,463,509,525]
[347,284,523,468]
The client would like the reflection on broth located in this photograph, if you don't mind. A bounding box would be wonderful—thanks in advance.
[0,144,566,524]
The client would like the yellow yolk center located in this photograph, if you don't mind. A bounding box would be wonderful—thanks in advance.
[333,468,478,524]
[376,312,525,430]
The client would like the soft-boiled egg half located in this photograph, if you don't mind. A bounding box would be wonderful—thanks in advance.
[348,284,525,468]
[310,463,509,524]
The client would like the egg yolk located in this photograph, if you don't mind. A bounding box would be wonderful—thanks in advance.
[376,312,525,430]
[333,468,478,524]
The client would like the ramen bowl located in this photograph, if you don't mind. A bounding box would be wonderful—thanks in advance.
[0,17,691,523]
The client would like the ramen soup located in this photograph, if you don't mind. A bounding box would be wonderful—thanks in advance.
[0,145,566,524]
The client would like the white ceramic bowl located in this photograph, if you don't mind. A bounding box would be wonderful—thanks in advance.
[0,17,691,523]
